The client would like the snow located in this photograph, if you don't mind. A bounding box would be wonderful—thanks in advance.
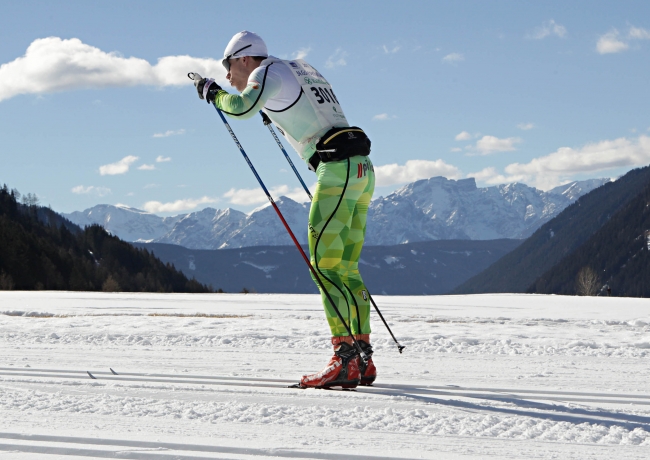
[240,261,279,274]
[384,256,400,265]
[1,292,650,459]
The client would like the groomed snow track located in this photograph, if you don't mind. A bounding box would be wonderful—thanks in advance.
[2,292,650,459]
[2,367,650,407]
[0,432,399,460]
[2,367,650,432]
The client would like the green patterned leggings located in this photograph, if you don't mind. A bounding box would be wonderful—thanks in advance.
[308,155,375,337]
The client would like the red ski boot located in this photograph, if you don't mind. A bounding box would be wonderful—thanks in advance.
[300,337,360,389]
[355,334,376,386]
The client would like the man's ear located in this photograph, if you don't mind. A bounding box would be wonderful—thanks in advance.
[241,56,253,67]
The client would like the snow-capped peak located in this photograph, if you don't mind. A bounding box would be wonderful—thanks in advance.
[63,177,611,249]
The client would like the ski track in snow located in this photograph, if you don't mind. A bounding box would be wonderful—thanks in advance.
[1,292,650,459]
[2,386,649,446]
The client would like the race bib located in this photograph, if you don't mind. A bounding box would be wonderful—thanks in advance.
[283,59,349,128]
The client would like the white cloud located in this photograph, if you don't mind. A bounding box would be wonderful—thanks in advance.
[142,196,217,213]
[442,53,464,63]
[374,160,462,187]
[372,113,396,121]
[325,48,348,68]
[138,164,155,171]
[153,129,185,138]
[467,167,529,186]
[473,135,650,190]
[450,147,462,152]
[594,26,650,55]
[629,26,650,40]
[71,185,111,197]
[0,37,226,102]
[455,131,472,141]
[507,135,650,182]
[467,167,498,182]
[156,155,171,163]
[283,186,313,203]
[223,185,309,206]
[597,30,629,54]
[99,155,139,175]
[472,136,522,155]
[223,187,266,206]
[527,20,567,39]
[291,47,311,60]
[517,123,534,130]
[383,45,400,54]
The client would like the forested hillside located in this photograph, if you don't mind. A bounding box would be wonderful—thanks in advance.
[453,165,650,294]
[136,238,522,295]
[529,179,650,297]
[0,185,211,293]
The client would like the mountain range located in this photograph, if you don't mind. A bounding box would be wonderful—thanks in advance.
[64,177,610,250]
[454,165,650,295]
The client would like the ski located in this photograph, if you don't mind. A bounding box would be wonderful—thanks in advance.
[287,383,355,391]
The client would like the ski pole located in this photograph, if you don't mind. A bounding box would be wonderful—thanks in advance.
[188,72,368,362]
[260,112,312,201]
[259,112,405,354]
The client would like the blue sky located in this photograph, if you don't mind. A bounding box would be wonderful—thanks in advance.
[1,1,649,215]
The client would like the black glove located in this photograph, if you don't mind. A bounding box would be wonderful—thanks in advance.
[195,78,223,104]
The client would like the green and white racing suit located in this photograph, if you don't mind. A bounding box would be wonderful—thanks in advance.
[214,57,374,337]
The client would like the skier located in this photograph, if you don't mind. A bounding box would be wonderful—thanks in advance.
[194,31,376,388]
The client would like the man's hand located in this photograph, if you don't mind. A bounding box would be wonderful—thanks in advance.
[194,78,223,104]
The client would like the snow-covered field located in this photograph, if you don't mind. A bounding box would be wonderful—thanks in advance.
[1,292,649,459]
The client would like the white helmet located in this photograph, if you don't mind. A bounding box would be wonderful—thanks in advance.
[222,31,268,71]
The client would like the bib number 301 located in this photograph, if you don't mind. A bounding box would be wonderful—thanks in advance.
[310,86,339,105]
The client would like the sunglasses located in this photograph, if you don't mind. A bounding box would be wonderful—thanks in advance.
[223,44,252,72]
